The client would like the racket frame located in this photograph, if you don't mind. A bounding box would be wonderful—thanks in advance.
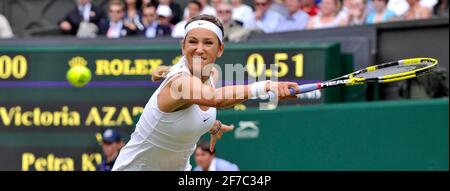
[291,58,439,96]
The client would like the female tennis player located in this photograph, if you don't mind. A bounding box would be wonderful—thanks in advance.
[112,14,299,171]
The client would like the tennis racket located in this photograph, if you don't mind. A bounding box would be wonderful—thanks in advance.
[268,57,439,100]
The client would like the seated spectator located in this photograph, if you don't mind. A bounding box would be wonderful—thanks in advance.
[199,0,218,16]
[156,5,174,30]
[217,3,252,42]
[387,0,437,16]
[278,0,309,32]
[58,0,106,36]
[248,0,285,33]
[0,14,13,38]
[338,0,352,20]
[420,0,439,10]
[193,140,240,171]
[402,0,432,20]
[231,0,255,28]
[184,0,217,19]
[151,0,183,26]
[433,0,449,17]
[211,0,223,9]
[348,0,368,25]
[366,0,396,24]
[172,0,202,38]
[143,0,151,7]
[269,0,290,17]
[307,0,348,29]
[124,0,145,32]
[97,129,124,171]
[139,4,171,37]
[99,0,138,38]
[387,0,410,16]
[300,0,320,16]
[366,0,376,13]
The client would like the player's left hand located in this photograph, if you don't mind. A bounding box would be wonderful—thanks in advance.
[209,120,234,152]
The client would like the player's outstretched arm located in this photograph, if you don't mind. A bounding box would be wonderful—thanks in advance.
[172,75,299,109]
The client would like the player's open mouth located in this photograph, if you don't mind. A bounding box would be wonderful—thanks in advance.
[193,56,208,62]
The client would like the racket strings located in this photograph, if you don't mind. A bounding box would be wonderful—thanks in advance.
[354,63,429,79]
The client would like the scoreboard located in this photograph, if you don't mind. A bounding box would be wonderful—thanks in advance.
[0,42,345,170]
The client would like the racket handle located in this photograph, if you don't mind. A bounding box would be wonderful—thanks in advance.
[267,83,321,100]
[295,83,322,95]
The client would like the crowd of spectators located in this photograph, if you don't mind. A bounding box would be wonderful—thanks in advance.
[0,0,448,40]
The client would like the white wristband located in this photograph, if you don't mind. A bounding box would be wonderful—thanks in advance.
[250,80,271,99]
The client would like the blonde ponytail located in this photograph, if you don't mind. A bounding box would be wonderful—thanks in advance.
[151,65,171,82]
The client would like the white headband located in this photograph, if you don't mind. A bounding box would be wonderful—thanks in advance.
[184,20,223,43]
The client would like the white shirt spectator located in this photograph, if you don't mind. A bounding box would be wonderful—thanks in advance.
[107,21,123,38]
[0,14,13,38]
[388,0,437,16]
[183,5,217,19]
[232,4,255,28]
[193,157,240,171]
[171,20,187,38]
[420,0,438,9]
[202,5,218,16]
[277,10,309,32]
[208,157,217,171]
[145,22,159,38]
[247,9,284,33]
[309,14,345,29]
[78,3,92,22]
[269,1,289,17]
[338,7,350,21]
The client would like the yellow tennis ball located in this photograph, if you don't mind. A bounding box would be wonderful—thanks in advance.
[66,66,92,87]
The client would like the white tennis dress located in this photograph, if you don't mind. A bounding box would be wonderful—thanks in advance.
[112,57,217,171]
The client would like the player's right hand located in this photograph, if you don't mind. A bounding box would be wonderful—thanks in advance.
[266,81,299,100]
